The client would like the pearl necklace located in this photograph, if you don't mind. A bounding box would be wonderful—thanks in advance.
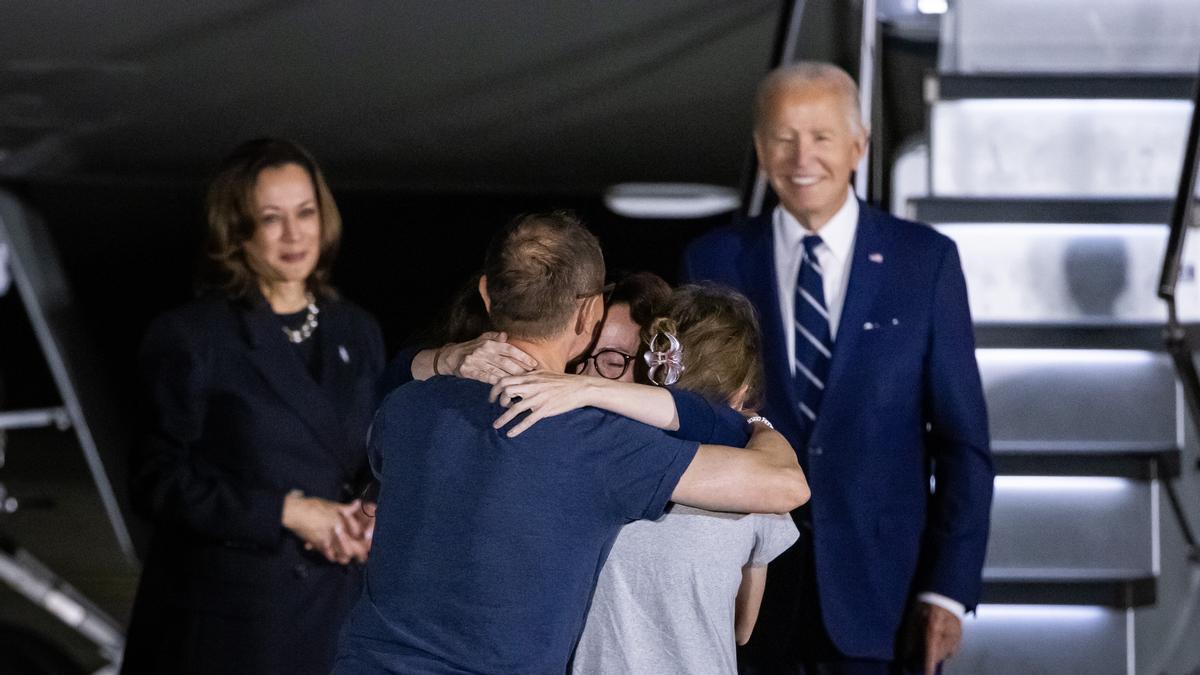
[282,293,320,344]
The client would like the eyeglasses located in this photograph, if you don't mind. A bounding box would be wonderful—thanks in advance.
[570,348,636,380]
[576,282,616,305]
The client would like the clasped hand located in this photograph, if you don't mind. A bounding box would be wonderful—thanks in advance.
[282,493,375,565]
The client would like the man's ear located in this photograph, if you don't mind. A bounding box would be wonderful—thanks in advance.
[478,275,492,314]
[852,127,870,165]
[573,295,603,336]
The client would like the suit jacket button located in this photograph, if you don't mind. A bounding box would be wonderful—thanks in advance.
[809,445,823,456]
[293,563,309,579]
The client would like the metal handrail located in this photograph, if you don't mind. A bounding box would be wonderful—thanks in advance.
[1158,59,1200,559]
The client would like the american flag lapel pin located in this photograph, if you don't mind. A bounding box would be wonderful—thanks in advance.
[868,252,884,264]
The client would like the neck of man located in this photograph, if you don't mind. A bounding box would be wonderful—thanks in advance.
[790,185,853,233]
[791,206,837,234]
[505,334,578,374]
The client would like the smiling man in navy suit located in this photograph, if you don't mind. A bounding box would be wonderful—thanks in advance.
[681,62,994,675]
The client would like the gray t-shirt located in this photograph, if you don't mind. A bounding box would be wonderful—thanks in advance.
[572,504,799,675]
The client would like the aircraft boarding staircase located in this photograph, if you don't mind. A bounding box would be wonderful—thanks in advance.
[895,2,1200,672]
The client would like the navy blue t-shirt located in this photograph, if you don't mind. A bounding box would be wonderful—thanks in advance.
[336,377,699,674]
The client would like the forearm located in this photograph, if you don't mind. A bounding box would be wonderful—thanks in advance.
[734,565,768,645]
[409,347,438,380]
[584,378,680,431]
[672,427,809,514]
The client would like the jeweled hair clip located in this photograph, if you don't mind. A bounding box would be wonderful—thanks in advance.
[644,330,685,386]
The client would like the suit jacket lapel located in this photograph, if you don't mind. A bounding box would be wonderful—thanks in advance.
[239,296,354,475]
[821,204,887,415]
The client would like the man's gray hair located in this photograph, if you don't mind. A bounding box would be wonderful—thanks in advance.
[753,61,866,135]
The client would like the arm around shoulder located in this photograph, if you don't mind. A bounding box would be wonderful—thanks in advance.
[671,424,809,514]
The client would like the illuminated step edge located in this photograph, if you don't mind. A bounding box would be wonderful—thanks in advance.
[910,197,1176,225]
[947,604,1129,675]
[981,569,1155,607]
[933,74,1198,101]
[936,74,1200,100]
[990,441,1179,479]
[971,323,1197,350]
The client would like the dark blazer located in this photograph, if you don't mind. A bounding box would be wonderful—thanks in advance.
[681,203,993,660]
[121,292,384,675]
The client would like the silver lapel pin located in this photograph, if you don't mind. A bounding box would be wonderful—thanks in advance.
[339,345,350,363]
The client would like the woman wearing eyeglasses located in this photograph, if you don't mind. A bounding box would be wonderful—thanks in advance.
[489,284,800,675]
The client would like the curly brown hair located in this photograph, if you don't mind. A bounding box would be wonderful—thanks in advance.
[646,284,764,411]
[202,138,342,300]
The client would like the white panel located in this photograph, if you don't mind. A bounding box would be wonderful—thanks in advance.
[941,0,1200,74]
[931,99,1192,198]
[937,224,1200,323]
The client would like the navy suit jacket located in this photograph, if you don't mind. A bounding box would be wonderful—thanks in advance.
[681,203,993,660]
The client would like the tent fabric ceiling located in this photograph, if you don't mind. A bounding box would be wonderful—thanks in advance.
[0,1,782,192]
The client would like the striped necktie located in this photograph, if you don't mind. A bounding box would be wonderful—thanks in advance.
[793,234,833,440]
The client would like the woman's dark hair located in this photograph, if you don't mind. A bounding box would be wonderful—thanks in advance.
[646,284,765,410]
[607,270,672,383]
[415,271,494,347]
[201,138,342,299]
[608,270,672,331]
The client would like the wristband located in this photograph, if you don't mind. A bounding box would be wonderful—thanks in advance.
[430,346,445,376]
[745,415,774,430]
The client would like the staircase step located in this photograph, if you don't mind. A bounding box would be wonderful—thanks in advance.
[934,218,1200,323]
[912,197,1175,225]
[973,323,1197,350]
[930,98,1192,197]
[992,442,1179,479]
[933,74,1197,101]
[982,570,1155,608]
[941,0,1200,74]
[980,350,1177,451]
[950,603,1130,675]
[989,477,1155,576]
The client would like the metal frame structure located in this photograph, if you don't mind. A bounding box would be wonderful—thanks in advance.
[0,190,131,671]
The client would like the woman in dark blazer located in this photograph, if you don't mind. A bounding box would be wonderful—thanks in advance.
[121,139,384,674]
